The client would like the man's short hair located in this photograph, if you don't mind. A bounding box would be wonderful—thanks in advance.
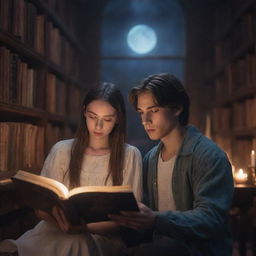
[129,73,190,126]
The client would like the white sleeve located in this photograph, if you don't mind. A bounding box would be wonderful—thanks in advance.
[122,145,143,202]
[40,141,71,187]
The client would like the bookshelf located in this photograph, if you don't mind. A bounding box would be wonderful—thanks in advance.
[208,0,256,171]
[0,0,85,238]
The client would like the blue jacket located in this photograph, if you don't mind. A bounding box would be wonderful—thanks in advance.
[143,126,234,256]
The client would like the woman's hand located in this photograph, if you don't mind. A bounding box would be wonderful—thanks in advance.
[52,206,86,234]
[109,202,156,230]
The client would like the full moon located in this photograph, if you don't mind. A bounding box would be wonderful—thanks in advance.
[127,24,157,54]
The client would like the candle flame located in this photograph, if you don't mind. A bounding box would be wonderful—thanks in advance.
[238,169,246,177]
[235,169,248,182]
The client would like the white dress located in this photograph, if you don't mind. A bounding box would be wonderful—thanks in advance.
[1,139,142,256]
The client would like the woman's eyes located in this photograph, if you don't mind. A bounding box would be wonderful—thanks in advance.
[103,118,112,122]
[88,114,97,119]
[88,115,112,122]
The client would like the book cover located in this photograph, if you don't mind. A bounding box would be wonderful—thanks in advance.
[12,170,139,225]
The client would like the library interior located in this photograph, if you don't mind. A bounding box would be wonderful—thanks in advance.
[0,0,256,255]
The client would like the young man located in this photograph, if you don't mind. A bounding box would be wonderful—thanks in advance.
[110,73,234,255]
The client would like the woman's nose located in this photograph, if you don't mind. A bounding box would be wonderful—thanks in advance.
[95,118,103,129]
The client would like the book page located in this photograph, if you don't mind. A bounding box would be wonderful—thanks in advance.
[14,170,69,199]
[68,185,133,198]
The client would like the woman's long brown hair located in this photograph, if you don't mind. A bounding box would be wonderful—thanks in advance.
[68,83,126,188]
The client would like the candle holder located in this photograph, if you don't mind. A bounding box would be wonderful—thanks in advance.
[233,169,248,184]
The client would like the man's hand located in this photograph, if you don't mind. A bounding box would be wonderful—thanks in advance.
[52,206,86,234]
[109,202,156,230]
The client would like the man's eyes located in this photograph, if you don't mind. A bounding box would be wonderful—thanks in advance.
[138,109,159,115]
[151,108,159,113]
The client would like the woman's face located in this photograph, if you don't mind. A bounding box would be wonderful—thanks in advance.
[84,100,117,140]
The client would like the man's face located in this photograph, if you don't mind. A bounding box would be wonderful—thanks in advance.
[136,90,180,141]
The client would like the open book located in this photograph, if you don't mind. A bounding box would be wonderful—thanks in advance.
[12,170,139,225]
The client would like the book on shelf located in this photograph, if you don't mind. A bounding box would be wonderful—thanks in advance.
[0,46,37,106]
[11,170,139,225]
[0,123,44,172]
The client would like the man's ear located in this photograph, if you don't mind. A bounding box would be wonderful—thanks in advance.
[174,106,183,117]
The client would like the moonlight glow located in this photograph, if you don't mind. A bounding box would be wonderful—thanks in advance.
[127,24,157,54]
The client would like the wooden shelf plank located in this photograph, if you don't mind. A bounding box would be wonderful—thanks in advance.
[213,127,256,139]
[47,112,79,127]
[0,102,46,120]
[46,60,84,89]
[0,29,45,64]
[216,86,256,106]
[233,127,256,138]
[47,112,67,124]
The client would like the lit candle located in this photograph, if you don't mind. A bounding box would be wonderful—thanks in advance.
[251,150,256,167]
[234,169,248,183]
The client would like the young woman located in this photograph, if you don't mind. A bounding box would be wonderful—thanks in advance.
[1,83,142,255]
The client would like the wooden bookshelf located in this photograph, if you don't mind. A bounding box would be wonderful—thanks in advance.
[0,0,85,239]
[213,0,255,42]
[0,0,84,172]
[208,0,256,171]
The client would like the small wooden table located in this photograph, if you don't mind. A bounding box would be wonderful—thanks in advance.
[232,184,256,255]
[233,184,256,208]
